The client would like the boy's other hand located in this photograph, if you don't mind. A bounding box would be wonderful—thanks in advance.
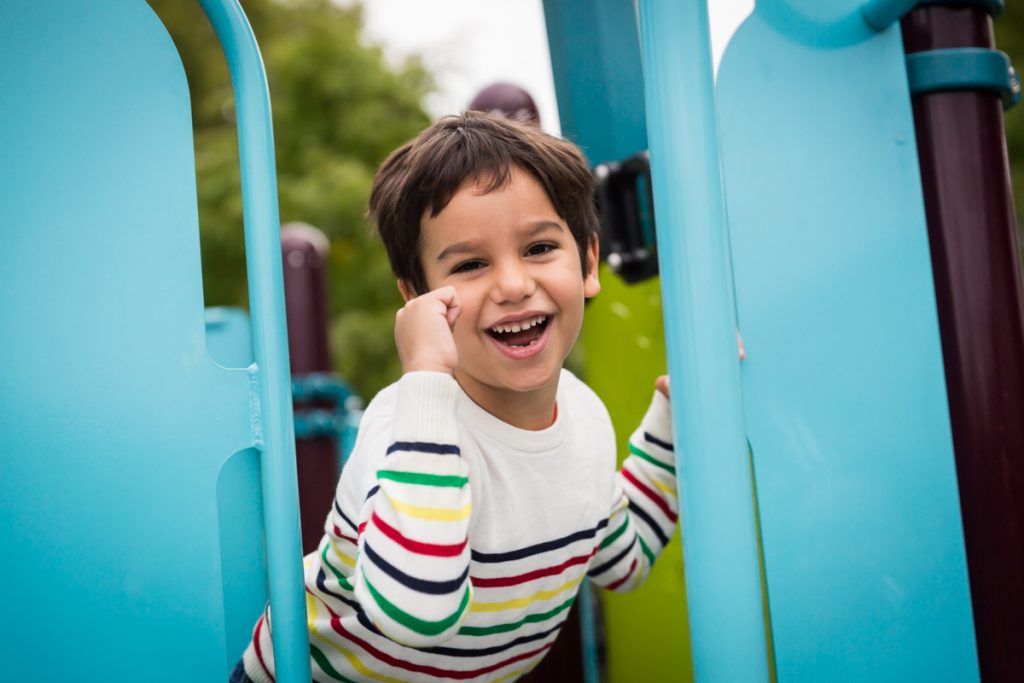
[655,375,670,399]
[395,286,461,375]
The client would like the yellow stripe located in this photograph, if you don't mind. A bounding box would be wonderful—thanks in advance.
[651,477,678,498]
[329,539,356,568]
[390,498,471,522]
[307,595,406,683]
[470,576,584,613]
[309,630,408,683]
[494,664,538,683]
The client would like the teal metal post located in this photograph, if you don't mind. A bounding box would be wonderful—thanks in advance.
[635,1,771,681]
[198,2,311,682]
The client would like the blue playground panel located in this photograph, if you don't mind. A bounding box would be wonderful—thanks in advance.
[548,0,980,680]
[716,3,978,678]
[0,2,308,681]
[0,1,985,682]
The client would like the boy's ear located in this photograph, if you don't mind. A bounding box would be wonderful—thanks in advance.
[583,237,601,298]
[397,279,416,303]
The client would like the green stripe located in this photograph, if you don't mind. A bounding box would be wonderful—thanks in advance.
[363,571,469,636]
[599,517,629,550]
[310,642,357,683]
[321,543,354,591]
[377,470,468,488]
[458,596,575,636]
[637,534,656,568]
[628,442,676,475]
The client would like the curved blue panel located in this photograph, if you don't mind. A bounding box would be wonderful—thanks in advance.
[716,1,979,680]
[0,2,266,680]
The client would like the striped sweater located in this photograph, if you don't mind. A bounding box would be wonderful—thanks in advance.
[243,369,677,683]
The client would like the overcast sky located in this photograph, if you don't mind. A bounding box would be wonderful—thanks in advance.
[348,0,755,136]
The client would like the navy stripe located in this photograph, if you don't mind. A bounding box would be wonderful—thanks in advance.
[386,441,460,456]
[628,501,670,546]
[334,499,357,532]
[364,542,468,595]
[316,568,361,612]
[364,485,379,502]
[472,518,609,564]
[588,536,636,578]
[643,431,674,452]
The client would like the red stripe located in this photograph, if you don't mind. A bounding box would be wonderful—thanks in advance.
[472,550,596,588]
[622,468,677,522]
[606,558,637,591]
[371,511,467,557]
[253,612,276,682]
[333,524,358,544]
[330,617,552,679]
[358,521,367,537]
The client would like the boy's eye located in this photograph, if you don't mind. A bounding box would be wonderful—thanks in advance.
[525,242,556,257]
[452,259,485,274]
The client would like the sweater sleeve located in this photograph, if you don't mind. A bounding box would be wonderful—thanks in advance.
[588,389,678,592]
[321,371,473,648]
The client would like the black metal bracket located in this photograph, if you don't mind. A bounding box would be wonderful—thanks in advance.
[594,151,659,284]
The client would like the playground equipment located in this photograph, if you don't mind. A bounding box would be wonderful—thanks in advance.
[2,1,309,681]
[2,0,1021,681]
[546,0,1021,680]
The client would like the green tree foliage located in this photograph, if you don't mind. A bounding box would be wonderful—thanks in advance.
[995,6,1024,236]
[149,0,431,400]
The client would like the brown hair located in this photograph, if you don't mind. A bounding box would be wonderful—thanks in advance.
[368,111,599,295]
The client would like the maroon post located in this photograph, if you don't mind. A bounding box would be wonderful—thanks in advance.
[902,7,1024,679]
[282,222,340,554]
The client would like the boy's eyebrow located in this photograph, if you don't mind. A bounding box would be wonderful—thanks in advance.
[435,221,565,261]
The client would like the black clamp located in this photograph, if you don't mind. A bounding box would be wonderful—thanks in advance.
[594,151,659,284]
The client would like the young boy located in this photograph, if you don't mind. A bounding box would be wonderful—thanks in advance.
[235,111,677,683]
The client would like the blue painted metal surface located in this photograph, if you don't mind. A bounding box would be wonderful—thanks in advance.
[206,306,256,368]
[542,0,648,164]
[634,2,772,681]
[197,3,310,680]
[0,2,308,681]
[716,0,979,679]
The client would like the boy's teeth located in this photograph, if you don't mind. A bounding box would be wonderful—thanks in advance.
[491,315,546,334]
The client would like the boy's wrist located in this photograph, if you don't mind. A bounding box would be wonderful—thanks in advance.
[394,371,462,444]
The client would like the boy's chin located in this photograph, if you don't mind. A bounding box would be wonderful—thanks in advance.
[456,365,562,395]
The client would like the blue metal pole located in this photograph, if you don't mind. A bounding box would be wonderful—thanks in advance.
[634,1,770,681]
[198,2,310,682]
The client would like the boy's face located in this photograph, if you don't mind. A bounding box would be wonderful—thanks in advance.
[409,166,600,414]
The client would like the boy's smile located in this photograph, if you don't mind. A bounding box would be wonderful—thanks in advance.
[412,166,600,428]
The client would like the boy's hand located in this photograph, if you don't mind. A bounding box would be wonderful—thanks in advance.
[395,286,461,375]
[655,375,670,399]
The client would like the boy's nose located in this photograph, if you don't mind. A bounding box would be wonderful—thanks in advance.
[489,263,536,303]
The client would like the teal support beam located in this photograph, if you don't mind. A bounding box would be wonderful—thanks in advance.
[634,1,771,681]
[198,2,311,682]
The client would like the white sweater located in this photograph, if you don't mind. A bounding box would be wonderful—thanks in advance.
[244,369,677,683]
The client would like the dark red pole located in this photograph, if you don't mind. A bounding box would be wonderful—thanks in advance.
[282,222,340,554]
[902,7,1024,680]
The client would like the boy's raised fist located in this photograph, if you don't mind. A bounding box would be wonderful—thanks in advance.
[395,286,461,375]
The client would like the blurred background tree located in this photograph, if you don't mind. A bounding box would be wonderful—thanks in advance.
[995,5,1024,249]
[150,0,431,400]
